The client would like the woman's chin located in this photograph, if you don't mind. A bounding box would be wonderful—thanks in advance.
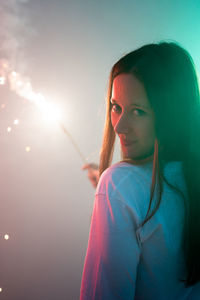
[121,149,154,161]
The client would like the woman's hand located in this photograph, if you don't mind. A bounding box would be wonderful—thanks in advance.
[82,163,100,188]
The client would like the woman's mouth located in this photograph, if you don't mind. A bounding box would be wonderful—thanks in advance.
[120,139,137,146]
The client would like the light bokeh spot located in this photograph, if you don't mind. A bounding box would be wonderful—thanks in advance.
[14,119,19,125]
[25,146,31,152]
[4,234,9,240]
[0,77,5,85]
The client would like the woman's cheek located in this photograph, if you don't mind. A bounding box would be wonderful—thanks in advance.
[145,119,156,142]
[111,113,117,129]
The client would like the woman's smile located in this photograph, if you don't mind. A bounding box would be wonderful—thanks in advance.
[120,138,137,147]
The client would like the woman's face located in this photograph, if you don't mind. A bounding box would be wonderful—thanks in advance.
[111,73,156,160]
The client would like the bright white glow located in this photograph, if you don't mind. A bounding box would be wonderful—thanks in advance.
[11,71,17,77]
[17,80,23,87]
[7,127,11,132]
[0,287,2,292]
[14,119,19,125]
[0,77,5,85]
[42,102,62,123]
[4,234,9,240]
[26,146,31,152]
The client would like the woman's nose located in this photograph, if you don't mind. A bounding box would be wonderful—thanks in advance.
[114,113,130,134]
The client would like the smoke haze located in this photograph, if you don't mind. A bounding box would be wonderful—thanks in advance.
[0,0,34,72]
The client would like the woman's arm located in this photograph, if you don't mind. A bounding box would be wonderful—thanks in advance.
[80,191,141,300]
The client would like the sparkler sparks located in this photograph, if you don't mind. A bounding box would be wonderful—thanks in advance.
[25,146,31,152]
[0,59,86,162]
[0,77,5,85]
[4,234,9,240]
[0,59,62,123]
[14,119,19,125]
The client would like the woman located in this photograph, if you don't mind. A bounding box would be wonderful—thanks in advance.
[80,42,200,299]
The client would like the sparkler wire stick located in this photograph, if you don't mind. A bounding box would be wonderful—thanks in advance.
[60,122,86,164]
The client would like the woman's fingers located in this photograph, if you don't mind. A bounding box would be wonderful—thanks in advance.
[82,163,99,170]
[82,163,100,188]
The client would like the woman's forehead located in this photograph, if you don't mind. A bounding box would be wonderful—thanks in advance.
[111,73,151,109]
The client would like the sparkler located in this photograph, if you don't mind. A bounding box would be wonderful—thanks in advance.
[0,59,86,163]
[59,122,86,163]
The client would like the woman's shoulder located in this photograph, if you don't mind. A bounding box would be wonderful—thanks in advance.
[102,161,152,178]
[95,160,184,197]
[96,161,153,197]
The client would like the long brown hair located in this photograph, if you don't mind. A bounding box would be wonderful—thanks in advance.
[99,42,200,287]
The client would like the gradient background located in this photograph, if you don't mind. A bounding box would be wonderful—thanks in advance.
[0,0,200,299]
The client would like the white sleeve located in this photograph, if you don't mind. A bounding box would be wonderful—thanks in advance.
[80,190,142,300]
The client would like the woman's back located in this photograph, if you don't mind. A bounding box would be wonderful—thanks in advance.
[80,161,200,299]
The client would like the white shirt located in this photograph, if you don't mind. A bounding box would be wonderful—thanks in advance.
[80,161,200,299]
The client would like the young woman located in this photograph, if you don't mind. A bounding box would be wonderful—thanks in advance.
[80,42,200,299]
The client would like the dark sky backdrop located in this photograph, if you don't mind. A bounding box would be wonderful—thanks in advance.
[0,1,200,299]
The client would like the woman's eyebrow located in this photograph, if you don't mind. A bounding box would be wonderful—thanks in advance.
[110,98,150,109]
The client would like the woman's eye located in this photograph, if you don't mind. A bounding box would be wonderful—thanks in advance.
[133,109,145,116]
[111,104,121,113]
